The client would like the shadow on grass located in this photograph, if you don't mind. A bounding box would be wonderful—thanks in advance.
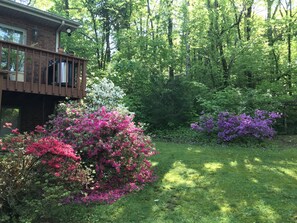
[52,142,297,223]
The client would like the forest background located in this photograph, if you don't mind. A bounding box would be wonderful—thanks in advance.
[18,0,297,133]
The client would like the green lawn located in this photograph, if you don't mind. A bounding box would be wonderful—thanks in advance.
[55,141,297,223]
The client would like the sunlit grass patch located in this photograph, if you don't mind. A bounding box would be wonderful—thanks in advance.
[162,161,201,189]
[203,162,224,172]
[52,141,297,223]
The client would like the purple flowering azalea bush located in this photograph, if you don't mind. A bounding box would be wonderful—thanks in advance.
[191,110,282,143]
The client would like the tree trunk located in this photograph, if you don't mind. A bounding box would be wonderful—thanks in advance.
[64,0,70,18]
[245,3,254,88]
[146,0,155,40]
[105,12,111,65]
[266,0,280,78]
[183,0,190,76]
[89,9,102,69]
[287,0,292,94]
[168,1,174,79]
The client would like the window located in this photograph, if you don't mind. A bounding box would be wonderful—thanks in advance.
[0,24,26,44]
[0,24,26,80]
[0,107,20,137]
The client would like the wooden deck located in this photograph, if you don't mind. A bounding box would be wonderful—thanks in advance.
[0,40,87,99]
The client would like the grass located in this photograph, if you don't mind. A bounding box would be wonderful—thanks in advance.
[54,140,297,223]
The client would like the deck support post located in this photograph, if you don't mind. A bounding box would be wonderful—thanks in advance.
[0,72,5,112]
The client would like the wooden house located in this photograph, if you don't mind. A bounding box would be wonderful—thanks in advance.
[0,0,87,135]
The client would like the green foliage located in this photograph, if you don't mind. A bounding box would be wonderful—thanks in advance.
[33,0,297,133]
[151,127,207,144]
[0,147,73,223]
[10,182,75,223]
[200,87,247,114]
[124,77,197,130]
[200,87,283,115]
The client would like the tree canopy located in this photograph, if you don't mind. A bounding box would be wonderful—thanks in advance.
[30,0,297,132]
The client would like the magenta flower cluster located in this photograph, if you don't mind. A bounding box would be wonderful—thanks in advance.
[26,136,82,179]
[48,106,157,203]
[1,126,87,183]
[191,110,282,142]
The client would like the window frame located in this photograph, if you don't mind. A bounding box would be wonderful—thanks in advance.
[0,23,27,45]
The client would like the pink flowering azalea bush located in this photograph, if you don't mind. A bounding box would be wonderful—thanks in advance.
[0,97,156,221]
[26,136,90,182]
[47,104,157,204]
[0,126,90,222]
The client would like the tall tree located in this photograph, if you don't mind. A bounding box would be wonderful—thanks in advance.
[166,0,174,79]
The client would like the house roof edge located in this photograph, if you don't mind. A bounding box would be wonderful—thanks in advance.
[0,0,81,29]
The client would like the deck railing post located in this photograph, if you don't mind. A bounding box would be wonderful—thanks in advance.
[0,74,3,112]
[82,61,87,97]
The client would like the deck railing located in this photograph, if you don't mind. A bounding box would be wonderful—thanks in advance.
[0,40,87,98]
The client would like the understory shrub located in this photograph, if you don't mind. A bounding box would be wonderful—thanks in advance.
[191,110,282,143]
[124,77,197,130]
[199,87,283,115]
[47,105,157,204]
[85,77,127,112]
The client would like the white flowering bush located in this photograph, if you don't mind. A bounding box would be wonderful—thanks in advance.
[86,78,127,112]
